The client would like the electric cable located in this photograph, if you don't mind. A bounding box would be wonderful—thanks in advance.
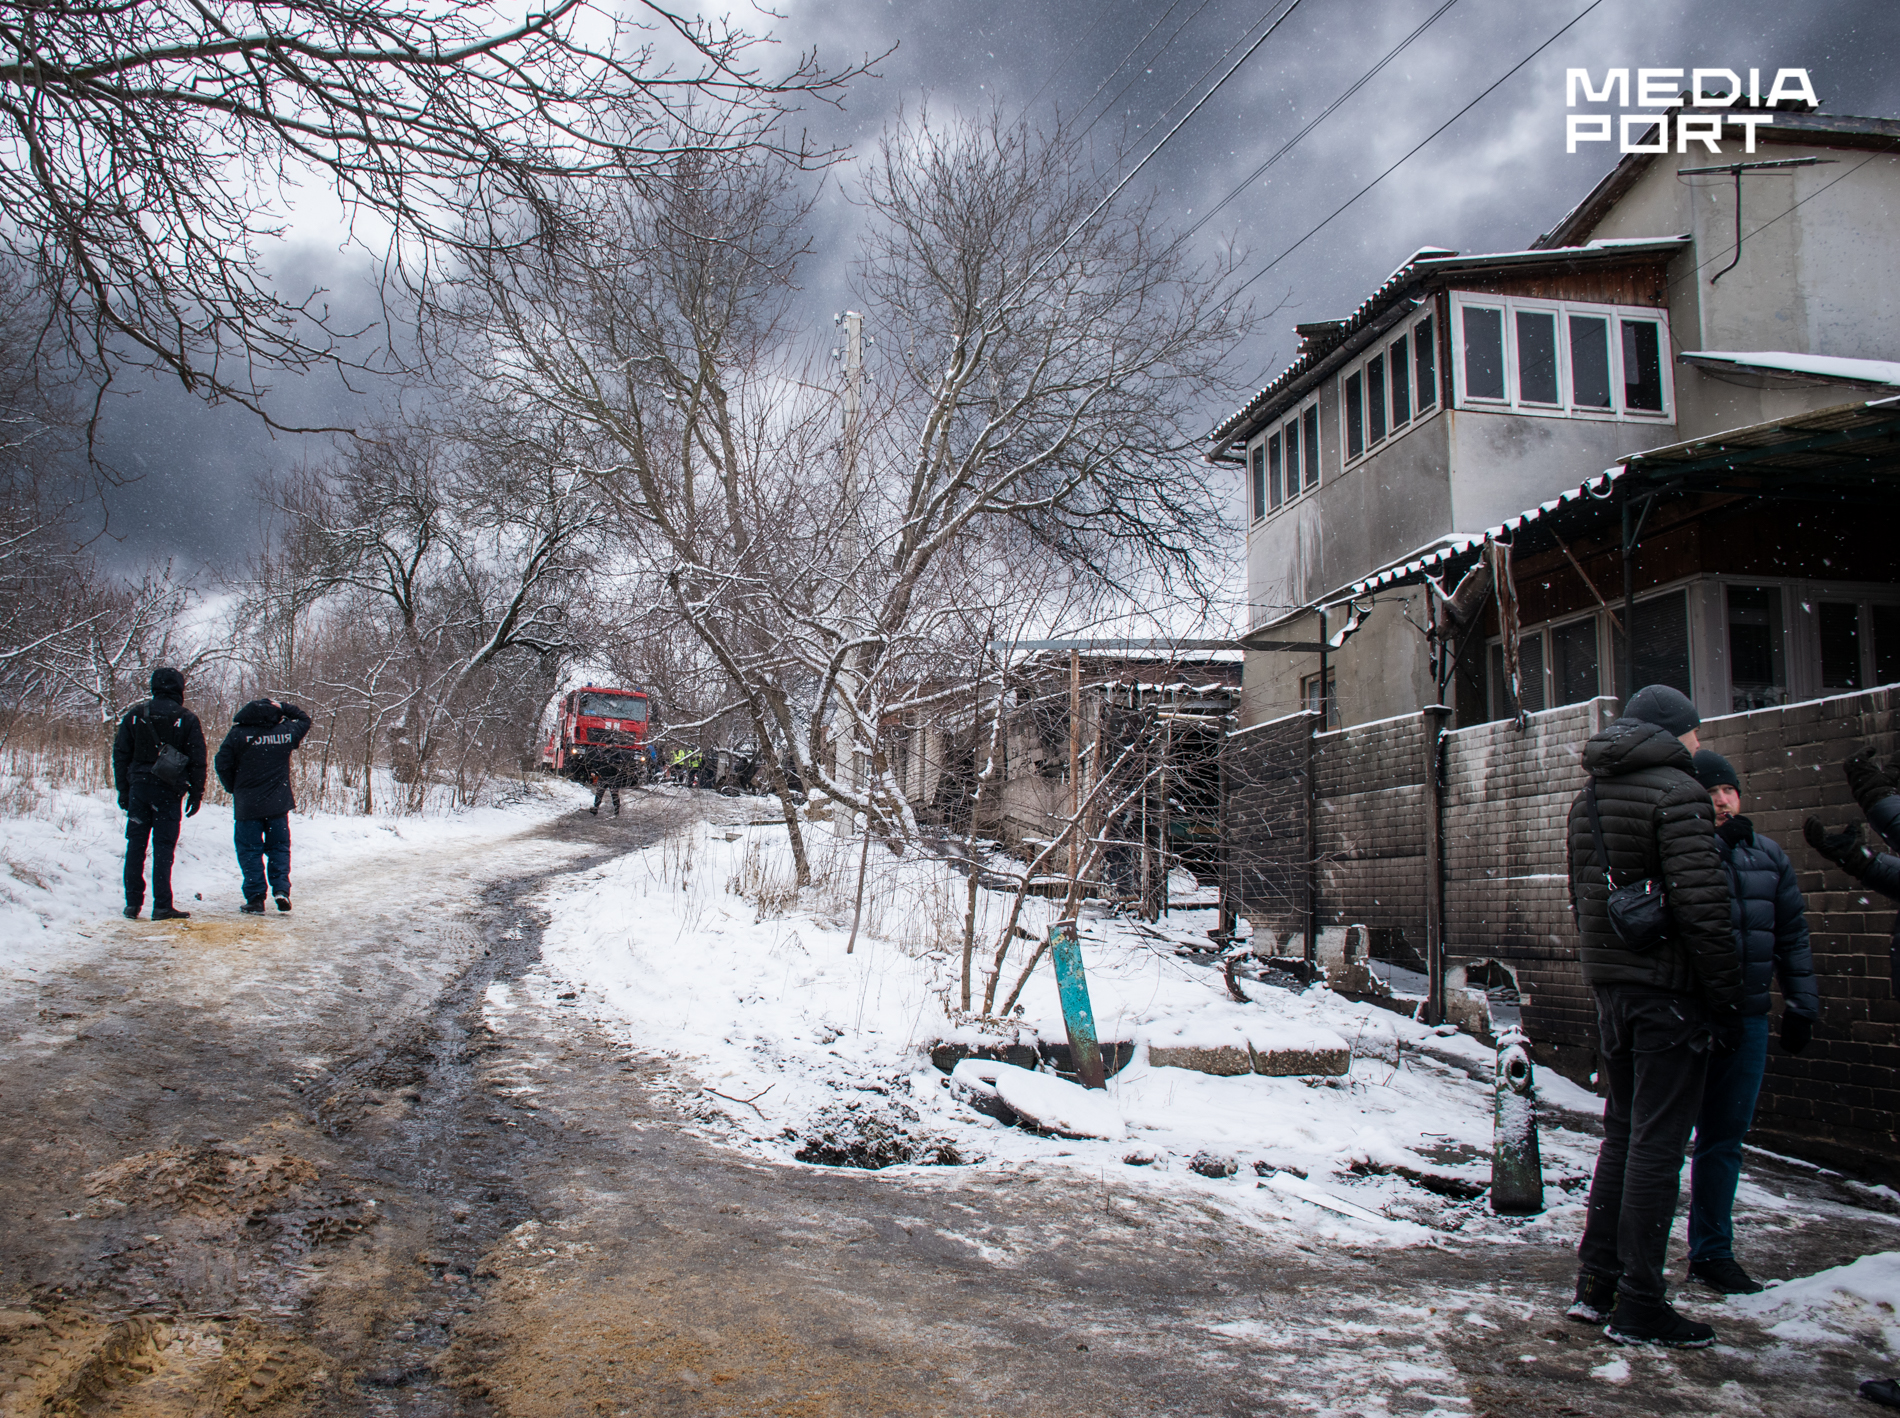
[1225,0,1609,308]
[1175,0,1462,247]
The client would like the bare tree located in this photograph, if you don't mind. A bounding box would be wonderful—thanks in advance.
[0,0,871,428]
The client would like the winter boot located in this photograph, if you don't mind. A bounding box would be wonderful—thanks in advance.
[1604,1297,1716,1348]
[1689,1256,1764,1295]
[151,906,191,921]
[1862,1378,1900,1408]
[124,905,141,919]
[241,899,267,915]
[1566,1269,1618,1324]
[275,894,291,913]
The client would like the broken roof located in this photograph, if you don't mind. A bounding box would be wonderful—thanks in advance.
[1207,239,1687,457]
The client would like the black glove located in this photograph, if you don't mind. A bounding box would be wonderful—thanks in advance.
[1844,748,1899,816]
[117,795,128,812]
[1781,1013,1814,1054]
[1805,817,1876,877]
[186,796,202,818]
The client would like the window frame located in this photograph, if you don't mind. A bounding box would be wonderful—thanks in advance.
[1246,394,1322,524]
[1338,307,1443,469]
[1450,291,1673,422]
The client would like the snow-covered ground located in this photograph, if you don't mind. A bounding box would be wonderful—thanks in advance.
[0,760,585,985]
[532,812,1609,1246]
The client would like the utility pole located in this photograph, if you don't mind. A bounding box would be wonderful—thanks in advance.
[836,311,865,827]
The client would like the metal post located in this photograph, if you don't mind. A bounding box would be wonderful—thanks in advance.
[1489,1026,1545,1214]
[1422,702,1451,1027]
[1315,605,1329,729]
[1048,918,1106,1090]
[1068,647,1082,879]
[1620,498,1634,703]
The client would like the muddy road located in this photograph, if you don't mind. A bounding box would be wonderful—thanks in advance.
[2,792,1893,1416]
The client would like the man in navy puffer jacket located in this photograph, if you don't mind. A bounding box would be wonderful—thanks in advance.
[1684,750,1818,1297]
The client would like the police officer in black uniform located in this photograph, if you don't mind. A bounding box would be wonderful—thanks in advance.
[112,667,208,920]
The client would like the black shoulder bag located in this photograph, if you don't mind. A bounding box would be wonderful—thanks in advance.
[138,707,191,793]
[1584,780,1669,953]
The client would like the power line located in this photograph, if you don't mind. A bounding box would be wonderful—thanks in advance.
[1225,0,1609,308]
[1175,0,1462,247]
[1004,0,1310,310]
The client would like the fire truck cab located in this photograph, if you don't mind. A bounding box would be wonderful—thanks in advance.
[542,685,655,783]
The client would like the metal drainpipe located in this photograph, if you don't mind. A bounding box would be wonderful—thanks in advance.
[1422,702,1451,1027]
[1621,497,1636,704]
[1306,605,1325,965]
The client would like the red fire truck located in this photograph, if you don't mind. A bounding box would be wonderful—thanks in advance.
[541,685,655,783]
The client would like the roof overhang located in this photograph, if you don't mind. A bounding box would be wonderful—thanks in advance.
[1679,349,1900,391]
[1334,397,1900,599]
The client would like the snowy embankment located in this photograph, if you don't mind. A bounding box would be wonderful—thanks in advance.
[534,812,1606,1245]
[0,763,584,983]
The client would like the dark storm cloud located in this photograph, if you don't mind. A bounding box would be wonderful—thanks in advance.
[96,0,1900,570]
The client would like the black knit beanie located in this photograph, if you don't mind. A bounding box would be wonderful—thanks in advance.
[1624,683,1699,735]
[1691,749,1740,794]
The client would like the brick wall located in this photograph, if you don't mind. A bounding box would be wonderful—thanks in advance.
[1221,687,1900,1179]
[1697,687,1900,1175]
[1222,711,1314,950]
[1312,714,1430,939]
[1441,698,1616,1076]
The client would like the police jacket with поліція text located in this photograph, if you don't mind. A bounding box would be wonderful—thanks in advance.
[1565,715,1743,1018]
[214,700,312,821]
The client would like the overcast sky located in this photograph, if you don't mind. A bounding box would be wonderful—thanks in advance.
[91,0,1900,573]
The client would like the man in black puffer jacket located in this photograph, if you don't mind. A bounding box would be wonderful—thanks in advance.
[214,699,312,913]
[112,666,208,921]
[1564,684,1744,1349]
[1682,749,1817,1297]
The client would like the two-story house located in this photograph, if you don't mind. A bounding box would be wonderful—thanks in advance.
[1211,102,1900,730]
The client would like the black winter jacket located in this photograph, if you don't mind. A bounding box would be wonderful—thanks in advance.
[112,696,208,807]
[1713,817,1818,1020]
[1566,716,1743,1016]
[214,700,312,820]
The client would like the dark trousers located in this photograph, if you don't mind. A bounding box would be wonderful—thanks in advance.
[592,783,620,814]
[125,784,184,912]
[235,815,292,903]
[1578,985,1712,1305]
[1688,1013,1770,1263]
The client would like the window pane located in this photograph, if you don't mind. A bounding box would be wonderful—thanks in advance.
[1267,433,1282,510]
[1516,309,1559,405]
[1622,319,1664,412]
[1613,591,1691,700]
[1414,316,1437,409]
[1517,633,1547,713]
[1282,418,1300,497]
[1345,372,1365,458]
[1569,314,1613,409]
[1366,354,1388,443]
[1462,306,1505,400]
[1726,585,1785,710]
[1389,338,1411,425]
[1875,604,1900,687]
[1551,619,1599,705]
[1251,444,1266,521]
[1819,602,1862,690]
[1302,405,1320,489]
